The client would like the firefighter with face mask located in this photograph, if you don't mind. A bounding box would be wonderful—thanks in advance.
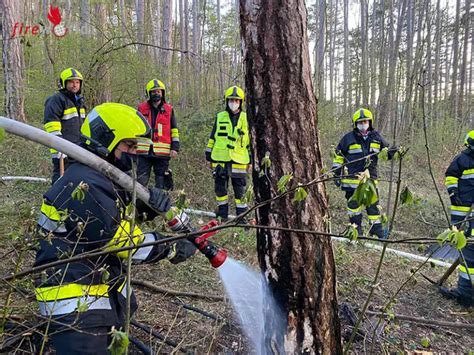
[44,68,87,184]
[205,86,251,221]
[332,108,396,239]
[34,103,196,354]
[439,130,474,307]
[136,79,179,190]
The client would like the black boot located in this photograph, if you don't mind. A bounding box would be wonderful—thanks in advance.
[369,223,386,239]
[439,277,474,307]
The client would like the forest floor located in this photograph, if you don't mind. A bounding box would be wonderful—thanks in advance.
[0,132,472,354]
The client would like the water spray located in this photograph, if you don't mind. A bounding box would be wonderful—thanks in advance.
[166,208,227,268]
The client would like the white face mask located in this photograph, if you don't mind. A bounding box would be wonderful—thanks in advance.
[357,123,369,132]
[228,101,240,112]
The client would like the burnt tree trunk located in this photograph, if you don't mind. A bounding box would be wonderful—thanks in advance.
[240,1,342,353]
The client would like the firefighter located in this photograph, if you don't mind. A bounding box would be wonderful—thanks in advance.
[439,130,474,307]
[34,103,196,354]
[44,67,87,184]
[136,79,179,190]
[205,85,251,221]
[332,108,396,239]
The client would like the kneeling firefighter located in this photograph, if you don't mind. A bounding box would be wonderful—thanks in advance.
[439,130,474,307]
[34,103,213,354]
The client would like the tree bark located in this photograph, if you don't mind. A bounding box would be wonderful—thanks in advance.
[1,0,26,122]
[239,1,342,353]
[343,0,350,109]
[192,0,201,106]
[161,0,173,73]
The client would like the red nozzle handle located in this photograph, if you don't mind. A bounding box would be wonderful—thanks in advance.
[194,219,219,244]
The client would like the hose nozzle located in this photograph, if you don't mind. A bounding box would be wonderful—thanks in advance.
[166,211,227,268]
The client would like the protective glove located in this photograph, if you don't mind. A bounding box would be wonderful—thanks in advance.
[57,152,68,159]
[449,189,463,206]
[167,239,197,264]
[334,179,341,188]
[148,187,171,213]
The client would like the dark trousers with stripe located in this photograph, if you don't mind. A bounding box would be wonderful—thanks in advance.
[50,326,109,355]
[137,156,170,189]
[213,163,247,219]
[345,188,384,238]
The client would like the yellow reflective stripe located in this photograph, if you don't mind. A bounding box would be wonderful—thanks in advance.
[368,215,381,220]
[106,220,144,259]
[333,154,344,165]
[341,179,360,185]
[207,139,215,149]
[212,163,225,168]
[35,283,109,302]
[63,107,77,115]
[370,142,381,149]
[459,265,474,275]
[49,148,59,154]
[79,108,86,114]
[347,206,363,213]
[445,176,459,186]
[463,169,474,175]
[171,128,179,138]
[450,205,471,212]
[41,201,61,221]
[349,144,361,150]
[232,163,247,170]
[216,195,228,201]
[44,121,62,133]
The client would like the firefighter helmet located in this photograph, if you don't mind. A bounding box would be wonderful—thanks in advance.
[224,86,245,101]
[464,130,474,148]
[81,103,152,157]
[352,108,374,128]
[59,68,83,89]
[145,79,166,101]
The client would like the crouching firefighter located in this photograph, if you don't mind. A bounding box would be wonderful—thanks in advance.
[332,108,396,239]
[205,86,251,221]
[34,103,196,354]
[439,130,474,307]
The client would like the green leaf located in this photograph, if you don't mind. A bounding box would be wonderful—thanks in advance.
[243,184,254,204]
[420,337,430,348]
[108,328,129,355]
[436,229,452,245]
[261,151,271,169]
[349,178,378,207]
[454,231,467,250]
[165,209,174,221]
[176,190,189,209]
[378,147,389,161]
[400,186,414,205]
[277,173,293,193]
[76,299,89,313]
[0,127,4,143]
[342,224,359,241]
[292,186,308,203]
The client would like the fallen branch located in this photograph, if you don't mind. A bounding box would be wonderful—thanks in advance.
[366,310,474,330]
[132,279,225,301]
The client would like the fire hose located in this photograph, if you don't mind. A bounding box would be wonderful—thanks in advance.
[0,117,227,268]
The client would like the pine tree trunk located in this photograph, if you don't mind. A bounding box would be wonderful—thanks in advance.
[239,1,342,353]
[1,0,26,121]
[162,0,173,73]
[343,0,350,109]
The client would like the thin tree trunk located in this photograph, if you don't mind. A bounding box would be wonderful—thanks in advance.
[216,0,224,95]
[1,0,26,121]
[433,0,441,120]
[80,0,90,36]
[162,0,173,73]
[343,0,350,109]
[458,0,470,120]
[240,0,342,352]
[450,0,461,118]
[192,0,201,106]
[360,0,369,105]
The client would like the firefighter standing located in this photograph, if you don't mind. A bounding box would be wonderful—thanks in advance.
[332,108,395,239]
[205,86,251,221]
[35,103,196,353]
[439,130,474,307]
[136,79,179,190]
[44,68,86,184]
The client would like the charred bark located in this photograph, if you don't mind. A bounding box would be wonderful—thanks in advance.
[240,1,342,353]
